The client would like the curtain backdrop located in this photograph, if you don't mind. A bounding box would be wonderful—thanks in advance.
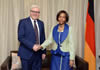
[0,0,24,65]
[0,0,100,69]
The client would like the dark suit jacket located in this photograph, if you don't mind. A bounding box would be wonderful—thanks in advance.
[18,17,46,60]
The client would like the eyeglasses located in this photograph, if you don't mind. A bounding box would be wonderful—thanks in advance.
[30,10,40,13]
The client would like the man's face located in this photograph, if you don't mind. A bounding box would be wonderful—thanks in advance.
[30,7,40,20]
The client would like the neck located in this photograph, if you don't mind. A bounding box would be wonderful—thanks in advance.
[58,24,65,32]
[30,16,37,20]
[59,24,64,28]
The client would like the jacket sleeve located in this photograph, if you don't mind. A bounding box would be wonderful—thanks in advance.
[69,27,75,60]
[18,20,34,50]
[41,27,54,50]
[41,23,46,54]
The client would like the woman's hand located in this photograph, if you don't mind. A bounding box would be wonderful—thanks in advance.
[42,54,46,60]
[69,60,74,67]
[32,44,42,51]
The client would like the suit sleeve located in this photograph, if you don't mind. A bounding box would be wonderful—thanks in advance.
[41,23,46,54]
[18,20,34,50]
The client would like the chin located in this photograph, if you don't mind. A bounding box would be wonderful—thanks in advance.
[32,18,38,20]
[59,23,64,25]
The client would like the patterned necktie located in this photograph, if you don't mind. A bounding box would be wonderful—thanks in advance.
[34,20,39,44]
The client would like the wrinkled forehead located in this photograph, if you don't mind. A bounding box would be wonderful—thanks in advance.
[30,5,40,11]
[31,7,40,11]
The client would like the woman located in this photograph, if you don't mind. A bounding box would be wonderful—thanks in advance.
[40,10,75,70]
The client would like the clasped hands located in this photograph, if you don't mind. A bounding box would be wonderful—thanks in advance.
[32,44,42,52]
[32,44,46,60]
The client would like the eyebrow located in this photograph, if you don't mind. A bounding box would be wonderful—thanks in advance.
[30,10,40,13]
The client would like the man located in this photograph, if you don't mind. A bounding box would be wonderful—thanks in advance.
[18,5,46,70]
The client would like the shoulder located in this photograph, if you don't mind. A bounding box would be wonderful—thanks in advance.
[37,19,44,24]
[51,24,58,33]
[19,17,30,24]
[69,26,72,30]
[18,17,29,27]
[65,23,72,30]
[68,25,73,36]
[19,17,29,22]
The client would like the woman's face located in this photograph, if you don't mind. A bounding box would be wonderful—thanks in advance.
[58,13,66,25]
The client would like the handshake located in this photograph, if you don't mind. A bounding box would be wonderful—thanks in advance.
[32,44,42,52]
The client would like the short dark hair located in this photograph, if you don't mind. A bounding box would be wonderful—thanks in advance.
[56,10,69,23]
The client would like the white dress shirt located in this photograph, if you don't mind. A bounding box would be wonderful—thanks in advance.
[30,17,40,44]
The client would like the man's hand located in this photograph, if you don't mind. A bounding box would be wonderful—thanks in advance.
[32,44,40,52]
[32,44,42,52]
[42,54,46,60]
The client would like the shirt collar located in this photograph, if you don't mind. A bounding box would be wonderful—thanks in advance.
[30,17,37,23]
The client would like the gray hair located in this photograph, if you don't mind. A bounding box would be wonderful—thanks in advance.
[30,5,40,10]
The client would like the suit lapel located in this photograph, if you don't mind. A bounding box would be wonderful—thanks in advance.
[26,17,42,37]
[53,24,69,44]
[53,24,59,44]
[60,24,69,43]
[37,19,41,34]
[27,17,35,33]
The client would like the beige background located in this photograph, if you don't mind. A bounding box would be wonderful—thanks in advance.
[0,0,100,69]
